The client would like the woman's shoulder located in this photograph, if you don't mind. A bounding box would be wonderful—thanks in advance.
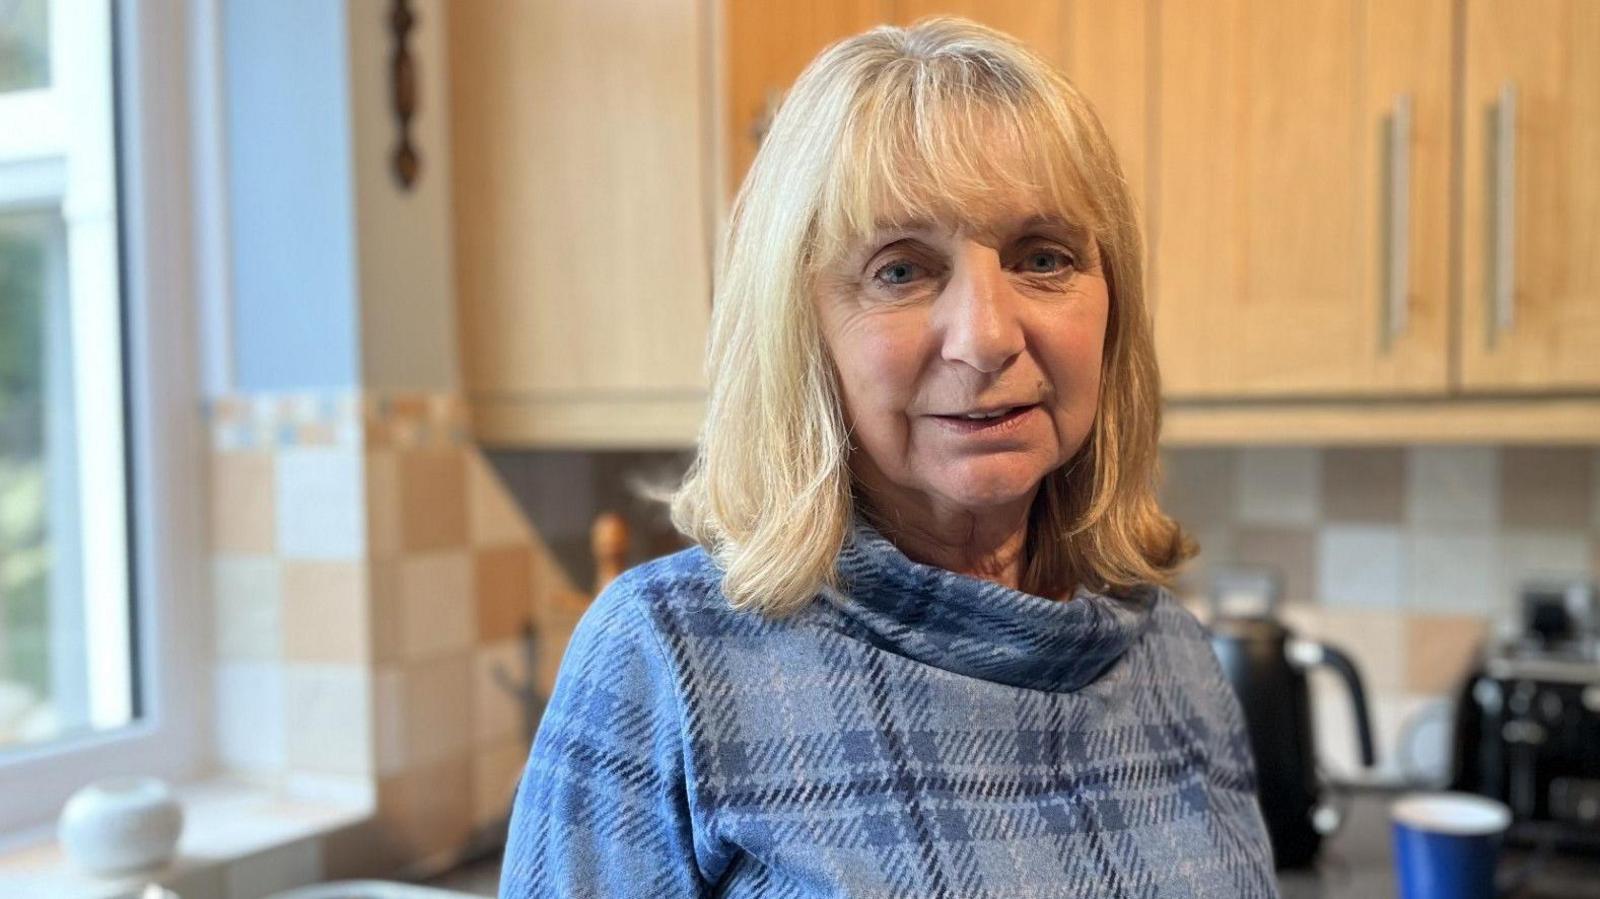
[1127,585,1233,681]
[586,543,777,641]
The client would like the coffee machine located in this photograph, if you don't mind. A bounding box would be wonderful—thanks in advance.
[1450,581,1600,854]
[1205,568,1378,869]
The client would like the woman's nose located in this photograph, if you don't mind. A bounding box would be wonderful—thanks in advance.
[936,249,1024,374]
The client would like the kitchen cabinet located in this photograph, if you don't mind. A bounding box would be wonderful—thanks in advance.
[1458,0,1600,391]
[448,0,713,447]
[1151,0,1454,398]
[450,0,1600,448]
[725,0,889,201]
[727,1,1147,212]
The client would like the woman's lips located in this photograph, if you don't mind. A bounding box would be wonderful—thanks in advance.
[928,403,1040,435]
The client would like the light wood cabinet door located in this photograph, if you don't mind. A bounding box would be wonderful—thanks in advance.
[725,0,890,198]
[893,2,1149,216]
[1151,0,1453,398]
[1460,0,1600,391]
[449,0,713,447]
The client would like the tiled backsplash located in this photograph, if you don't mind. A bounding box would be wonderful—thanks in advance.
[205,390,580,879]
[205,426,1598,879]
[489,443,1600,789]
[1164,445,1600,785]
[1163,446,1600,616]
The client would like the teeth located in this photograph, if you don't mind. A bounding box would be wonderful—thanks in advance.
[963,408,1010,420]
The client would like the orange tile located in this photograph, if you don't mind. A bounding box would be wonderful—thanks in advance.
[472,739,530,827]
[476,545,535,643]
[1404,613,1490,695]
[281,561,369,663]
[392,756,474,861]
[210,451,276,552]
[398,448,468,552]
[368,561,405,666]
[365,450,402,559]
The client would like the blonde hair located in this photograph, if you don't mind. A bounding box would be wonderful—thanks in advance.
[657,16,1193,616]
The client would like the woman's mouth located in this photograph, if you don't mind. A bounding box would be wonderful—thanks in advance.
[929,403,1040,435]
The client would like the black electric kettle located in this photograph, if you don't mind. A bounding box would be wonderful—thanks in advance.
[1205,568,1378,869]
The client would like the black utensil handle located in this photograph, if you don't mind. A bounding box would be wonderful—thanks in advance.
[1318,642,1378,767]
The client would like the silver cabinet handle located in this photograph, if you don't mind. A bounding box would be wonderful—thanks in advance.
[1385,93,1412,346]
[1493,81,1518,337]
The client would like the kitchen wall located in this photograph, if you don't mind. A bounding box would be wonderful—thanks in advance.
[203,0,577,881]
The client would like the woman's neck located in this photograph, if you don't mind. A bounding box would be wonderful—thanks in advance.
[858,492,1035,592]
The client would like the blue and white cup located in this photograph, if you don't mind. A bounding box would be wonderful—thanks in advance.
[1390,792,1512,899]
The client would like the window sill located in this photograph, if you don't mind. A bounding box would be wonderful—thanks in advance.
[0,774,374,899]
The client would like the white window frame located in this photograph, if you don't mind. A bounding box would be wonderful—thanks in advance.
[0,0,211,834]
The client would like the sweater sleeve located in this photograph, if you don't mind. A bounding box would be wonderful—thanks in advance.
[498,576,709,899]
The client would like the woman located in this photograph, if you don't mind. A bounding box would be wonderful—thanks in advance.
[501,16,1278,899]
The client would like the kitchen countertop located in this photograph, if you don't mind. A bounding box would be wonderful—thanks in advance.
[1278,786,1600,899]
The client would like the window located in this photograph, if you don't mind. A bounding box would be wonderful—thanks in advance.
[0,0,206,834]
[0,0,134,756]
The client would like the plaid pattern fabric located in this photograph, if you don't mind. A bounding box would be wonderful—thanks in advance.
[501,516,1280,898]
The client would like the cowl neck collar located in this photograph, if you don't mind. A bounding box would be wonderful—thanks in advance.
[820,512,1157,693]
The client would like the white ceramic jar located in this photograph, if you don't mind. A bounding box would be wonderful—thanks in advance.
[57,776,184,876]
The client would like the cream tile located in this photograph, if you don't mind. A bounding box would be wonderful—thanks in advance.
[473,739,530,828]
[1501,447,1594,530]
[474,638,528,744]
[1234,448,1321,526]
[284,663,373,777]
[211,451,276,552]
[403,653,474,767]
[1406,446,1498,527]
[277,448,366,560]
[282,561,369,663]
[366,448,403,559]
[213,555,282,661]
[399,550,476,660]
[374,665,407,776]
[1316,525,1405,607]
[1405,530,1497,614]
[467,450,533,546]
[399,448,467,552]
[215,661,286,774]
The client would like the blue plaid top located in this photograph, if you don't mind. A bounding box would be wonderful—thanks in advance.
[501,515,1280,898]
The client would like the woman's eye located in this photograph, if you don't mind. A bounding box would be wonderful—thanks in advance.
[1020,248,1075,274]
[872,260,923,286]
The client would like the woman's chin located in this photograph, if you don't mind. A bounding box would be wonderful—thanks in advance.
[927,467,1047,512]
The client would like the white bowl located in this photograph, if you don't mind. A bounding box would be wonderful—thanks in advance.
[57,776,184,876]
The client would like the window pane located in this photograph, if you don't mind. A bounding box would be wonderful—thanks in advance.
[0,0,50,93]
[0,210,66,747]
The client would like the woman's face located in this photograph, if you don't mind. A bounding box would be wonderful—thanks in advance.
[813,189,1109,522]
